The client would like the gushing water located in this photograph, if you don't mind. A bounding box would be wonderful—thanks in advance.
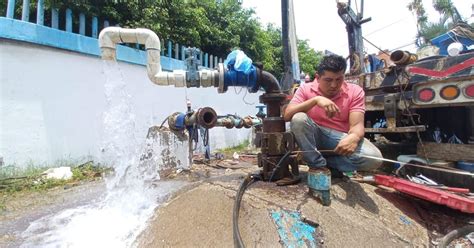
[20,61,185,248]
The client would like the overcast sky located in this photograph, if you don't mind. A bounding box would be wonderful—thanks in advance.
[242,0,473,57]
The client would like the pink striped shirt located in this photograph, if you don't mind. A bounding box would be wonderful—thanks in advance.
[290,81,365,133]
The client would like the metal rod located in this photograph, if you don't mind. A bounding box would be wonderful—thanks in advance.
[293,149,472,176]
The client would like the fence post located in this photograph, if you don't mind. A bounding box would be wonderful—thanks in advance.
[214,56,218,67]
[104,20,109,28]
[174,43,179,59]
[209,55,213,68]
[92,16,98,38]
[181,45,185,61]
[167,41,172,58]
[36,0,44,25]
[204,53,208,67]
[200,51,204,66]
[51,8,58,29]
[79,13,85,35]
[7,0,15,19]
[21,0,29,21]
[66,9,73,33]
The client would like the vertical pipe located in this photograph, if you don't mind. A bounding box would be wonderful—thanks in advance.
[167,41,172,58]
[174,43,179,59]
[104,20,109,28]
[66,8,72,33]
[21,0,29,21]
[51,8,58,29]
[92,16,98,38]
[181,45,185,61]
[79,13,85,35]
[7,0,15,19]
[36,0,44,25]
[204,53,208,67]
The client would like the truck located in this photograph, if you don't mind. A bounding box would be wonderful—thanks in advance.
[337,1,474,190]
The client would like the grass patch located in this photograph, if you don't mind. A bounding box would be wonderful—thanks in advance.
[216,139,251,157]
[0,161,111,194]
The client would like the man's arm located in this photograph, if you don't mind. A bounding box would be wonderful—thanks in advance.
[284,96,340,122]
[334,111,365,155]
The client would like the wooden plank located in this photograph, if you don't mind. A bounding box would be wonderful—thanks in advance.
[417,142,474,161]
[365,125,426,133]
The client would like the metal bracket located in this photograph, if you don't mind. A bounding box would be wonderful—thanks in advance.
[384,93,399,129]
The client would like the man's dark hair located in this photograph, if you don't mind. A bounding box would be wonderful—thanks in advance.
[317,54,347,75]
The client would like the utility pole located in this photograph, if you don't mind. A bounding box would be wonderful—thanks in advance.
[281,0,301,93]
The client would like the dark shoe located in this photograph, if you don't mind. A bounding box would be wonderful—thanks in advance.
[329,167,344,179]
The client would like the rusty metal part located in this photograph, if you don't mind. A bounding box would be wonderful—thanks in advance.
[168,112,185,131]
[215,115,261,129]
[262,117,285,133]
[259,132,294,156]
[254,70,299,183]
[390,50,417,65]
[195,107,217,129]
[384,94,398,129]
[257,132,297,181]
[258,153,299,181]
[260,93,286,117]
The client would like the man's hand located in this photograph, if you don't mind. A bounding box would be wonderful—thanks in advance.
[313,96,340,118]
[334,133,360,156]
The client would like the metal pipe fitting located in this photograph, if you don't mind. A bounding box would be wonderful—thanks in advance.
[195,107,218,129]
[390,50,418,65]
[258,70,282,94]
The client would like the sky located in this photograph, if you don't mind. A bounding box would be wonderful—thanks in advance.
[242,0,473,57]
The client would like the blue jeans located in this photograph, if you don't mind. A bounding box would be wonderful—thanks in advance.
[290,112,383,172]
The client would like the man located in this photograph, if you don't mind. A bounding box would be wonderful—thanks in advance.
[283,54,382,174]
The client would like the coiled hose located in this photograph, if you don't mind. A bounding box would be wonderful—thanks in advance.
[233,173,261,248]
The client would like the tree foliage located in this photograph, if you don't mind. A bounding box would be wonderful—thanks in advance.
[1,0,322,78]
[298,39,323,79]
[407,0,462,46]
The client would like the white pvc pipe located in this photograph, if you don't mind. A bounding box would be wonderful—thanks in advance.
[98,27,219,89]
[99,27,169,85]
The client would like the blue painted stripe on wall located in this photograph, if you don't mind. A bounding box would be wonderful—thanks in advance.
[0,17,184,71]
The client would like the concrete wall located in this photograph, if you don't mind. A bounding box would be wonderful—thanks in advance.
[0,40,260,167]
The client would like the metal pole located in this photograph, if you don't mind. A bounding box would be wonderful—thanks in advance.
[21,0,29,21]
[7,0,16,19]
[36,0,44,25]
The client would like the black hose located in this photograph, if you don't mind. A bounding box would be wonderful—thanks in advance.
[268,150,293,182]
[438,225,474,248]
[159,116,169,128]
[233,174,261,248]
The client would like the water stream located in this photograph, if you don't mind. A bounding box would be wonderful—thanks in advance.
[19,61,185,248]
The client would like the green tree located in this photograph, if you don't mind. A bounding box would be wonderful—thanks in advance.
[407,0,462,46]
[297,39,323,79]
[1,0,323,78]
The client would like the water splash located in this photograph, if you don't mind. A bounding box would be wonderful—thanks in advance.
[20,60,184,248]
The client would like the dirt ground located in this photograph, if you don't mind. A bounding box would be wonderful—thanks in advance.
[136,158,473,248]
[1,158,472,247]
